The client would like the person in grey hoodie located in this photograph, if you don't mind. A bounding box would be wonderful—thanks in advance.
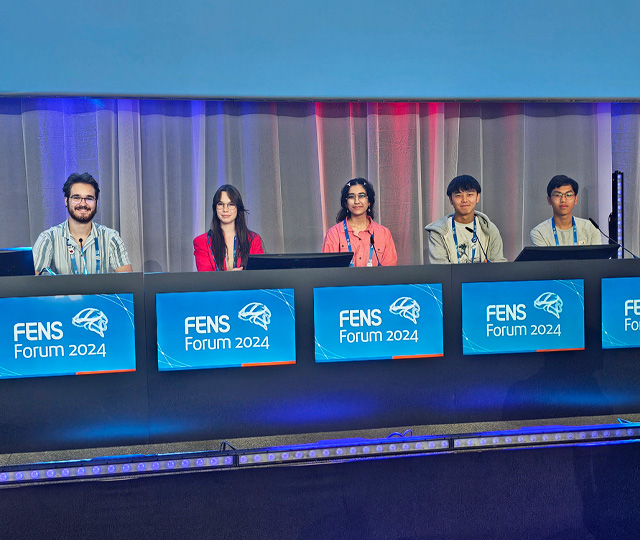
[425,175,507,264]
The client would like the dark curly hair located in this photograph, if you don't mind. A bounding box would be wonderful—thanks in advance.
[62,172,100,200]
[336,178,376,223]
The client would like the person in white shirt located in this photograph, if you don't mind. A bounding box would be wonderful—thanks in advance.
[530,175,601,247]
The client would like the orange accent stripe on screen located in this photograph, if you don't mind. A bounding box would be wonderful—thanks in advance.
[241,361,296,367]
[392,354,444,360]
[535,348,585,353]
[76,369,136,375]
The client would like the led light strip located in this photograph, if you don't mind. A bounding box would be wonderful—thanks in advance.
[0,454,235,485]
[3,424,639,486]
[453,426,639,449]
[616,172,623,258]
[238,438,451,466]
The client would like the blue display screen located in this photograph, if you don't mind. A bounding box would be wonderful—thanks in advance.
[602,277,640,350]
[314,283,443,363]
[462,279,585,355]
[0,293,135,378]
[156,289,296,370]
[2,2,640,99]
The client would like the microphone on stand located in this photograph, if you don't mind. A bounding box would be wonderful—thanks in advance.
[370,235,382,266]
[78,238,89,274]
[465,226,491,263]
[589,218,638,259]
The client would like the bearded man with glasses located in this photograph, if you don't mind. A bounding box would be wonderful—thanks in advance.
[33,173,132,274]
[530,175,601,247]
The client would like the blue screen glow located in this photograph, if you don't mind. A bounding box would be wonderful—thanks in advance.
[0,293,135,378]
[156,288,296,370]
[314,283,443,363]
[602,277,640,349]
[462,279,585,355]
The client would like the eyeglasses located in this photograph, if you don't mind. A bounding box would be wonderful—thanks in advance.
[69,195,97,204]
[216,202,236,210]
[551,191,575,201]
[346,193,368,202]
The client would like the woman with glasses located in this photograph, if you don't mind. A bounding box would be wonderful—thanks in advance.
[193,185,264,271]
[321,178,397,267]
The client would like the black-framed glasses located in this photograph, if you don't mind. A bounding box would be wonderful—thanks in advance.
[69,195,97,204]
[550,191,575,200]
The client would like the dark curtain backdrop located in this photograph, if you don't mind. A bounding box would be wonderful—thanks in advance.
[0,98,638,272]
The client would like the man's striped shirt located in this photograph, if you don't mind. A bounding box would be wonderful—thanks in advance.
[33,220,131,274]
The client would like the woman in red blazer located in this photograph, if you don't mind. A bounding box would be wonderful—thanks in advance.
[193,185,264,271]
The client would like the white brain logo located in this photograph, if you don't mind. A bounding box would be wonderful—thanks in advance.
[72,308,109,337]
[238,302,272,330]
[389,297,420,324]
[533,292,563,319]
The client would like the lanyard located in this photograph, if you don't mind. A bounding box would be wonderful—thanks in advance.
[452,216,477,263]
[230,236,237,269]
[343,219,375,267]
[551,217,578,246]
[210,234,237,271]
[67,237,100,274]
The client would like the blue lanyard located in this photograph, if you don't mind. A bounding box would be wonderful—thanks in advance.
[551,217,578,246]
[211,235,237,271]
[67,237,100,274]
[343,219,375,267]
[230,236,237,269]
[452,216,477,263]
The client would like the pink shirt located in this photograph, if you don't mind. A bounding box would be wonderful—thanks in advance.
[321,218,397,267]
